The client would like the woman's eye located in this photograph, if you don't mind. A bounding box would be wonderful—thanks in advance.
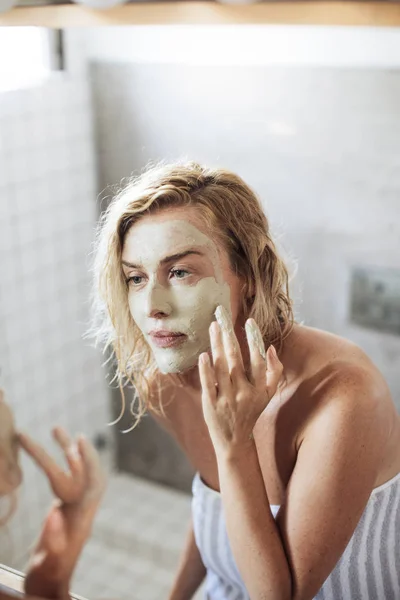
[127,275,144,286]
[170,269,189,280]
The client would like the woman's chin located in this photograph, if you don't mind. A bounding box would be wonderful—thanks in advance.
[152,338,211,377]
[162,355,205,374]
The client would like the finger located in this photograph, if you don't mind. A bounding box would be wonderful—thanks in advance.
[198,352,217,407]
[19,432,79,503]
[77,435,106,501]
[215,305,246,385]
[52,427,84,482]
[209,321,231,395]
[52,426,73,455]
[18,432,65,484]
[245,318,266,387]
[266,345,284,400]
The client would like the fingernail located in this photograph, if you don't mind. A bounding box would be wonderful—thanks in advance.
[67,443,79,461]
[269,345,278,358]
[245,319,266,360]
[200,353,209,365]
[209,320,219,335]
[215,305,234,335]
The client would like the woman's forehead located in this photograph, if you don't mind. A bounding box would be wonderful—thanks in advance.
[122,214,219,261]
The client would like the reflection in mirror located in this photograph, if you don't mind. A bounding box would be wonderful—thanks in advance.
[1,24,400,600]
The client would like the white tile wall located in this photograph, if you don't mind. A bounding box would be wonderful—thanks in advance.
[0,73,111,567]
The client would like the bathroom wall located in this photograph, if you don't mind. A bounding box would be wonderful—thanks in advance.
[0,72,110,566]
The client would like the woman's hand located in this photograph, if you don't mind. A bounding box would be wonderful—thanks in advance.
[198,305,283,457]
[19,428,106,600]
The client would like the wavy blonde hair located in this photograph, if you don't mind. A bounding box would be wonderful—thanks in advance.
[90,161,294,427]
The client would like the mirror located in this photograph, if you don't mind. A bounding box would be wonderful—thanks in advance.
[1,24,400,600]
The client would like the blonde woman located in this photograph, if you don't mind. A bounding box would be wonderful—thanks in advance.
[0,390,106,600]
[93,161,400,600]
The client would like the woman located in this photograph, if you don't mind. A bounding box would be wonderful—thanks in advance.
[0,389,106,600]
[93,161,400,600]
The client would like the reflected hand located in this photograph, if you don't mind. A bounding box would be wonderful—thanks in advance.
[19,428,107,600]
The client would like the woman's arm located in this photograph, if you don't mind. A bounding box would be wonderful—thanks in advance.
[217,442,291,600]
[168,516,207,600]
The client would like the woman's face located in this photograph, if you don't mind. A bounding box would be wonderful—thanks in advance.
[121,207,244,374]
[0,392,22,497]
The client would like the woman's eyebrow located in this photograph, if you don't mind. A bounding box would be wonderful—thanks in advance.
[122,250,205,270]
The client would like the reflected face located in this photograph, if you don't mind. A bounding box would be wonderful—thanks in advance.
[0,391,22,497]
[121,208,243,373]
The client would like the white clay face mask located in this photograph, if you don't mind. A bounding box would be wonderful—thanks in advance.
[122,218,231,374]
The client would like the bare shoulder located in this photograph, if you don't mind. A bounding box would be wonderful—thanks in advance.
[295,324,392,399]
[279,325,399,475]
[283,323,389,390]
[258,325,396,450]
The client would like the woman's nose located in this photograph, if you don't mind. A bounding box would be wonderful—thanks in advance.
[146,283,172,319]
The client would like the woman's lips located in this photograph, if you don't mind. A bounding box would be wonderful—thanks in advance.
[149,332,187,348]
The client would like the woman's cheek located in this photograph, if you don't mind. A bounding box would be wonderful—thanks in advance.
[127,292,140,320]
